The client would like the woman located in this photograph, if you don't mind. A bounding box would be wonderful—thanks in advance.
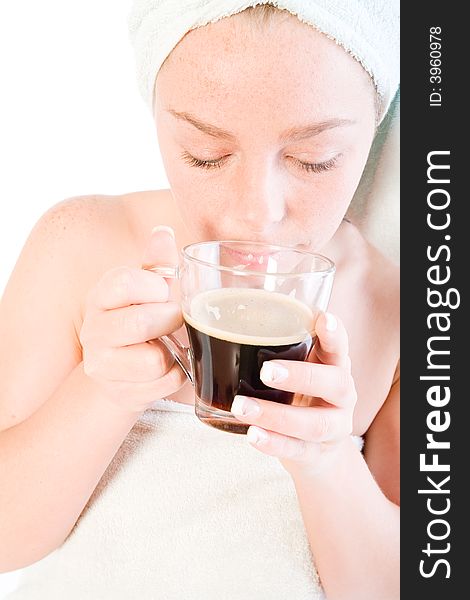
[0,2,400,599]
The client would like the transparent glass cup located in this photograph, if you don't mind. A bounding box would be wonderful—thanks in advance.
[148,241,335,434]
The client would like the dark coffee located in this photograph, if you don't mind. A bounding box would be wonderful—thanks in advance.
[184,288,314,433]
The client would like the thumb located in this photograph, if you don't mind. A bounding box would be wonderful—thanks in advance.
[142,225,179,275]
[313,312,351,370]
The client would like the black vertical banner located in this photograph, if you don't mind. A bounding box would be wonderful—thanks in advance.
[401,2,466,597]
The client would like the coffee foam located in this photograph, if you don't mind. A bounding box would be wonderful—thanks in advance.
[183,288,314,346]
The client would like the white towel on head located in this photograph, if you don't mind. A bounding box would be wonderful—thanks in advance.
[128,0,399,120]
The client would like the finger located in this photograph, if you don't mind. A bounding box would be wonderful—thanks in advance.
[149,360,190,398]
[84,302,184,347]
[88,267,169,311]
[231,396,352,442]
[84,339,176,383]
[142,225,179,273]
[260,361,356,408]
[246,426,322,465]
[101,361,189,410]
[313,312,351,369]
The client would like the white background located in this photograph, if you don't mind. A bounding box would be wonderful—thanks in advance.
[0,0,169,296]
[0,1,168,594]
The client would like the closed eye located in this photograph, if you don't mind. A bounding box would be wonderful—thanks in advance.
[289,155,341,173]
[181,151,341,173]
[181,152,229,170]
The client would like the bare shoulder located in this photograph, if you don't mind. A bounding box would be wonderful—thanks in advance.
[329,221,399,434]
[356,241,400,503]
[31,193,128,263]
[0,191,168,428]
[362,236,400,379]
[334,220,399,348]
[39,188,170,235]
[362,235,400,330]
[39,193,130,249]
[44,188,173,269]
[47,190,181,315]
[330,224,400,501]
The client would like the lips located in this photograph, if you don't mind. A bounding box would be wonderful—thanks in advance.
[223,246,275,267]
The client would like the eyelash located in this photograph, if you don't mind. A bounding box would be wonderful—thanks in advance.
[181,152,340,174]
[293,156,339,173]
[182,153,227,170]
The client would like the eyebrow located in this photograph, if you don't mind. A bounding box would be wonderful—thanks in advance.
[167,109,355,143]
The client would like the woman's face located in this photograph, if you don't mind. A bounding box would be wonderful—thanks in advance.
[154,11,376,252]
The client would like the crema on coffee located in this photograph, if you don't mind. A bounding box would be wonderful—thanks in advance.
[184,288,315,433]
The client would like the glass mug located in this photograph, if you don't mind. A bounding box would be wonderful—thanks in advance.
[148,241,335,434]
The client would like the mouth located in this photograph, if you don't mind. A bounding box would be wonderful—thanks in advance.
[222,245,277,266]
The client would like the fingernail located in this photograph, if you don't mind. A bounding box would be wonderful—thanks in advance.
[231,395,261,417]
[260,362,288,383]
[247,426,269,445]
[325,312,337,332]
[152,225,175,238]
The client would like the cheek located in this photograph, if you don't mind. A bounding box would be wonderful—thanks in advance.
[298,170,358,219]
[288,164,365,247]
[310,144,372,216]
[164,169,224,238]
[294,188,344,236]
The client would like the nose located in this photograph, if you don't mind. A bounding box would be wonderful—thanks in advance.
[236,158,286,233]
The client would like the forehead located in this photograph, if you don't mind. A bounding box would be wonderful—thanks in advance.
[155,11,374,124]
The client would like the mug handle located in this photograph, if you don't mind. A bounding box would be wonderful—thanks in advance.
[160,334,194,385]
[145,264,194,385]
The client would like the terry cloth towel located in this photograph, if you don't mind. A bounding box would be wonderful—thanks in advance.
[347,88,400,263]
[128,0,399,121]
[7,398,361,600]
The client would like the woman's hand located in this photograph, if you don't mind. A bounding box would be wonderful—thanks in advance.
[79,226,187,413]
[230,312,358,477]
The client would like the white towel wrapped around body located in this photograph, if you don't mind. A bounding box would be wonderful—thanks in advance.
[9,401,337,599]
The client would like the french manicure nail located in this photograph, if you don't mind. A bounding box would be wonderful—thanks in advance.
[260,362,288,383]
[231,395,261,417]
[247,426,269,445]
[152,225,175,238]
